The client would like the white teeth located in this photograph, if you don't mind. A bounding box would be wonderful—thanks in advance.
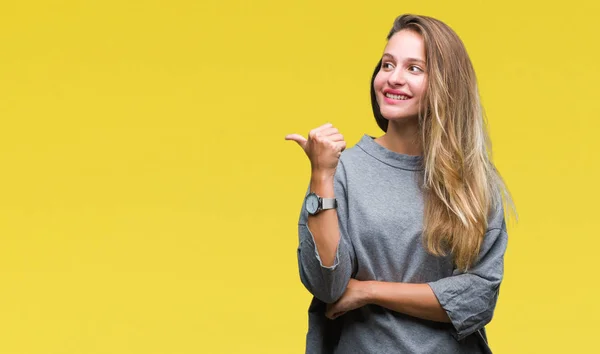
[385,93,409,100]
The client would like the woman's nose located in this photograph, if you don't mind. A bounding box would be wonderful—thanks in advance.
[387,69,406,86]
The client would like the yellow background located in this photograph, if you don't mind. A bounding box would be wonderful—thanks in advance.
[1,0,598,353]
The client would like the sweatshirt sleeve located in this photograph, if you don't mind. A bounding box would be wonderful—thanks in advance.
[427,201,509,341]
[296,160,355,304]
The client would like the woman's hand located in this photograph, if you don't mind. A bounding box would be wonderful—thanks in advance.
[285,123,346,178]
[325,279,371,320]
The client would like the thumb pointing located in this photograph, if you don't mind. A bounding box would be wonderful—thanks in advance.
[285,134,307,150]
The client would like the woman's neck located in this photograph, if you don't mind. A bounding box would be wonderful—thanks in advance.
[375,117,422,156]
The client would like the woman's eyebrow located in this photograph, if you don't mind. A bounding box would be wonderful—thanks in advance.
[382,53,425,64]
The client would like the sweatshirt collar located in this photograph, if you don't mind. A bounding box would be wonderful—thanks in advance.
[356,134,423,171]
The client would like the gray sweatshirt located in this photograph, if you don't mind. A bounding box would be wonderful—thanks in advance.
[296,134,507,354]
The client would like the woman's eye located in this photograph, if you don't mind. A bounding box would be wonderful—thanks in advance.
[382,62,394,69]
[408,65,423,72]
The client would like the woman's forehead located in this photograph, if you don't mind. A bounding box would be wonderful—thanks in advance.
[383,30,425,61]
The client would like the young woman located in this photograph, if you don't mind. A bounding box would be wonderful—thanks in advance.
[285,14,515,354]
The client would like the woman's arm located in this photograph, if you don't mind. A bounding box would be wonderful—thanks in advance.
[324,279,449,323]
[296,166,354,304]
[364,281,450,322]
[288,124,354,304]
[306,172,340,268]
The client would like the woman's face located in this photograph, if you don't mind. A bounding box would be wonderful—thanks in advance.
[374,29,427,122]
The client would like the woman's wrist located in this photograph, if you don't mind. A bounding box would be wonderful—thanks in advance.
[359,280,377,305]
[311,169,335,182]
[310,171,335,197]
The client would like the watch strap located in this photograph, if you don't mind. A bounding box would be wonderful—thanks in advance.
[321,197,337,210]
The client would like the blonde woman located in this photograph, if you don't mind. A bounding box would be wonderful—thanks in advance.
[285,14,516,354]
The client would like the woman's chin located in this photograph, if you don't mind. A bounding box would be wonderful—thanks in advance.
[380,110,419,121]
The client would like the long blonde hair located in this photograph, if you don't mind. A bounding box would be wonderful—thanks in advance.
[370,14,516,271]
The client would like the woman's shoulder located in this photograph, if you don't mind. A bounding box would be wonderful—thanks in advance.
[487,190,507,232]
[338,133,379,164]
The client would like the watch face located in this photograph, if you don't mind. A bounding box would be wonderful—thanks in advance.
[305,193,319,214]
